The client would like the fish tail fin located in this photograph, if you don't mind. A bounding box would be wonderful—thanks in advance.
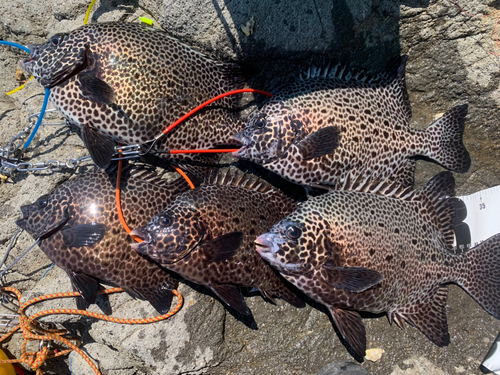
[424,104,471,173]
[460,233,500,319]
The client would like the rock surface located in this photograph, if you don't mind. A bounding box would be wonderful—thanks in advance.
[1,0,499,374]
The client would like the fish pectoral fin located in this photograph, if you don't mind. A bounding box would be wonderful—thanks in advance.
[78,74,117,106]
[66,270,100,305]
[199,232,244,263]
[328,306,366,358]
[397,286,450,346]
[297,126,341,160]
[81,125,117,169]
[60,223,107,247]
[209,284,250,315]
[320,264,383,292]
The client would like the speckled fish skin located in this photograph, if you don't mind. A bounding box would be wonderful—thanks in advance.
[130,168,304,315]
[20,22,245,168]
[15,167,194,313]
[255,172,500,358]
[233,56,471,189]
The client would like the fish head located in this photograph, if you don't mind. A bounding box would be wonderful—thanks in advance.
[20,28,91,88]
[16,191,71,240]
[255,209,333,276]
[233,101,310,164]
[130,200,206,265]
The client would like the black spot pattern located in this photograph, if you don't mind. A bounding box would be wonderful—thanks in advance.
[16,167,192,312]
[21,22,246,166]
[233,58,470,189]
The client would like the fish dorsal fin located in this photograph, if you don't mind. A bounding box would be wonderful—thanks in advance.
[207,167,276,194]
[337,171,414,199]
[299,55,408,87]
[299,56,411,123]
[408,172,456,247]
[126,165,199,190]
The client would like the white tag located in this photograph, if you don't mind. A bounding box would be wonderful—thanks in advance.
[455,186,500,374]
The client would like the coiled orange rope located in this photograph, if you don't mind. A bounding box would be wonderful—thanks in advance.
[0,286,183,374]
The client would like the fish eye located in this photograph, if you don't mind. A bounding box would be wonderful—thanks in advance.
[159,215,173,227]
[286,225,302,240]
[254,115,267,129]
[50,35,63,46]
[36,196,49,208]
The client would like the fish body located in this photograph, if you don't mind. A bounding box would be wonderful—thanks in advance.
[21,22,245,168]
[15,166,194,313]
[255,172,500,357]
[233,57,470,189]
[131,168,304,315]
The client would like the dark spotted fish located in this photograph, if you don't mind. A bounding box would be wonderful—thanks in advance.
[255,172,500,357]
[15,166,196,313]
[130,168,304,315]
[20,22,246,168]
[233,56,470,189]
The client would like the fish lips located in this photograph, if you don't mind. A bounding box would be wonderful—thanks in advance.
[255,233,281,264]
[231,131,251,159]
[15,205,31,230]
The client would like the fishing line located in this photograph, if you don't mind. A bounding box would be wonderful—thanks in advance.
[0,228,22,271]
[0,239,40,279]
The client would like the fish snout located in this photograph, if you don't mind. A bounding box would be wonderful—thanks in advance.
[255,233,278,254]
[129,227,152,252]
[231,131,249,158]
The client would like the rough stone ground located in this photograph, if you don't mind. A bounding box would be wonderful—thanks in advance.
[0,0,499,374]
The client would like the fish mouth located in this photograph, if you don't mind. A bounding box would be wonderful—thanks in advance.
[254,234,276,256]
[15,205,31,230]
[129,227,152,254]
[231,132,251,158]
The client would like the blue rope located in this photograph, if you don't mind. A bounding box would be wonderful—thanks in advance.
[0,40,31,54]
[24,87,51,149]
[0,40,52,149]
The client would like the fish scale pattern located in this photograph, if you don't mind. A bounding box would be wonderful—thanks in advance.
[16,167,193,314]
[22,22,246,168]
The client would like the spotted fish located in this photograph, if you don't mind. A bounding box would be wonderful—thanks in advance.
[233,56,470,189]
[15,166,196,313]
[130,168,304,315]
[20,22,246,168]
[255,172,500,357]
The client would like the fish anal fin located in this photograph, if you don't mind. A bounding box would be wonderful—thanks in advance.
[61,223,107,247]
[209,284,250,315]
[66,270,99,305]
[321,263,383,292]
[398,286,450,346]
[199,232,244,263]
[133,277,179,315]
[81,125,117,169]
[297,126,341,161]
[328,306,366,358]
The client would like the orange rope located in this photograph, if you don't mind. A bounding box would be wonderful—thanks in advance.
[114,88,272,236]
[162,88,273,136]
[170,164,195,189]
[0,286,183,374]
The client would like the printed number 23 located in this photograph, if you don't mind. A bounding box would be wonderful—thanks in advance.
[479,202,486,210]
